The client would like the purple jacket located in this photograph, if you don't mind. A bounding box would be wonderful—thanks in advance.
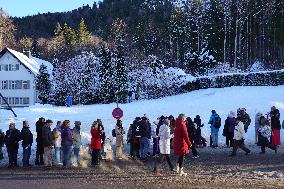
[61,127,73,147]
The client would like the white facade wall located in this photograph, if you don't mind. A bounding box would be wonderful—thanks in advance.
[0,52,36,107]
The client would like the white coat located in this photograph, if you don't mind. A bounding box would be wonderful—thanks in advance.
[233,121,246,140]
[158,124,171,154]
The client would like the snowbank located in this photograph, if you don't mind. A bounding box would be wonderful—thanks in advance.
[1,85,284,147]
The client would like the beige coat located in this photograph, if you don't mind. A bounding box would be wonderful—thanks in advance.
[115,125,125,147]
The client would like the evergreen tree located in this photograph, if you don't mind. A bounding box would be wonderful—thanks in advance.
[77,18,90,45]
[62,23,77,46]
[113,45,128,102]
[54,22,62,36]
[52,60,69,105]
[80,58,95,104]
[35,64,51,104]
[99,47,114,103]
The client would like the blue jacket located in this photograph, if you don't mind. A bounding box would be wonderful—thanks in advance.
[208,113,219,133]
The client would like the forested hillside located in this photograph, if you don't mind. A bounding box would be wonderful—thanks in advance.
[2,0,283,71]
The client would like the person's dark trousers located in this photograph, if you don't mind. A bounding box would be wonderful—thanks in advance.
[154,154,173,172]
[226,132,234,147]
[62,145,72,167]
[231,139,250,155]
[129,142,134,157]
[92,149,100,165]
[259,135,276,153]
[177,155,184,168]
[153,138,159,156]
[8,149,18,166]
[22,146,31,166]
[133,142,140,159]
[190,140,199,156]
[35,153,44,165]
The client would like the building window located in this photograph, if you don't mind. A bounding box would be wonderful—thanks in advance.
[22,80,30,89]
[4,65,8,71]
[15,97,19,105]
[23,97,30,105]
[1,80,8,89]
[15,80,22,89]
[9,64,20,71]
[11,81,16,89]
[1,97,8,105]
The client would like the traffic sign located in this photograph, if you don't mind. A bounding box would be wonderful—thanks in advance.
[112,107,124,120]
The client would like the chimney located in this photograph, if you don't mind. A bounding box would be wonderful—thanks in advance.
[23,49,32,59]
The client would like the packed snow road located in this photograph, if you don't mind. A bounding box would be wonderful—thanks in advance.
[0,146,284,189]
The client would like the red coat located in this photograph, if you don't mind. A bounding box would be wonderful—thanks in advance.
[173,118,191,156]
[89,128,102,150]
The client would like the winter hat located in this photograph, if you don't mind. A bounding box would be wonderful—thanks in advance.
[74,121,81,126]
[271,106,276,111]
[229,111,236,118]
[211,110,216,114]
[46,119,53,124]
[256,112,263,116]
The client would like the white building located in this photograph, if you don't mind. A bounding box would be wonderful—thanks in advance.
[0,48,53,107]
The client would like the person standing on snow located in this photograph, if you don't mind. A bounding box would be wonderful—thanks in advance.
[154,119,174,174]
[35,117,45,165]
[174,114,191,176]
[72,121,82,166]
[255,112,263,144]
[89,121,102,166]
[5,122,21,167]
[115,119,125,160]
[61,120,73,168]
[42,119,55,167]
[269,106,281,147]
[139,117,151,161]
[208,110,221,148]
[127,118,141,159]
[186,117,199,158]
[223,111,236,148]
[53,121,62,166]
[21,121,33,167]
[258,116,277,154]
[237,108,251,133]
[230,117,250,156]
[97,119,106,159]
[194,115,203,146]
[0,129,5,160]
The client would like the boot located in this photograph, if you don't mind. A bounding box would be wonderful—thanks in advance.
[179,167,187,176]
[176,164,180,174]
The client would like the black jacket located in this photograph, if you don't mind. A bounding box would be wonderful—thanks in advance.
[187,122,197,142]
[139,120,151,138]
[4,128,21,150]
[36,121,44,143]
[42,125,55,147]
[271,109,281,129]
[0,130,5,147]
[21,127,33,147]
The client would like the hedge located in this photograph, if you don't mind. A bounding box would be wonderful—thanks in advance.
[180,69,284,93]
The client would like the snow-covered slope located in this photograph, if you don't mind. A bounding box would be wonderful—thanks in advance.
[1,86,284,145]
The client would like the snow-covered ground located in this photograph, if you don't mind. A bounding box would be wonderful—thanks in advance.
[1,85,284,146]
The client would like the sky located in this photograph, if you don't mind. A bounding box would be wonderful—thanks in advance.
[0,0,100,17]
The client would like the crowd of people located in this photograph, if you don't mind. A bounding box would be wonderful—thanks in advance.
[0,106,283,176]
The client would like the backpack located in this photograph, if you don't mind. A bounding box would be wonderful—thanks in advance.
[112,129,116,137]
[213,114,222,129]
